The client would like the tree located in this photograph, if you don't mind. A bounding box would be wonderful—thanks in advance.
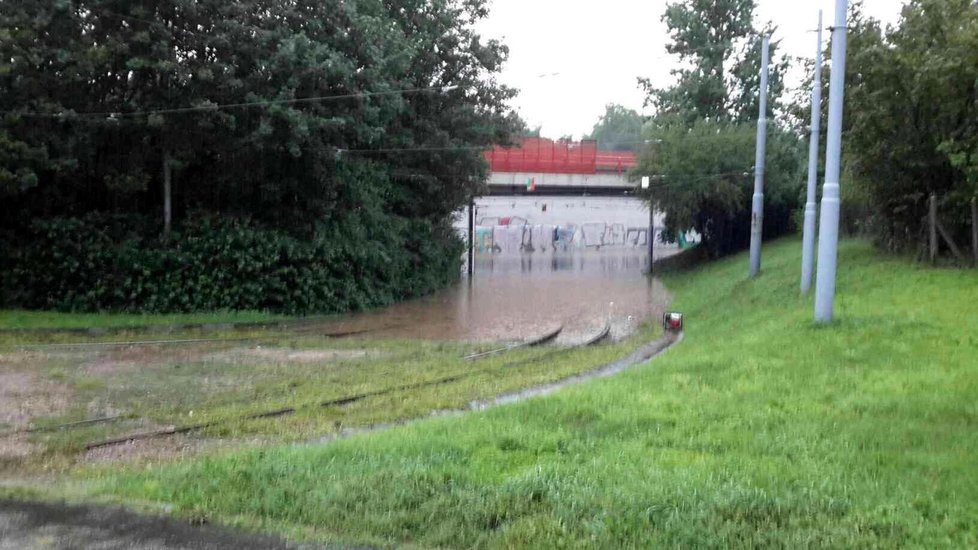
[586,104,644,151]
[638,0,787,123]
[522,124,543,138]
[635,0,801,256]
[0,0,518,234]
[635,116,802,258]
[0,0,520,313]
[838,0,978,251]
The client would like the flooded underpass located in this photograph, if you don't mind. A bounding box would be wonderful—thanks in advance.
[317,196,679,343]
[318,248,675,343]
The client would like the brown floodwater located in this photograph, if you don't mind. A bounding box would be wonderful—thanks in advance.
[316,248,675,344]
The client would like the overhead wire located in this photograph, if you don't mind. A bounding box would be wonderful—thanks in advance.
[7,86,462,119]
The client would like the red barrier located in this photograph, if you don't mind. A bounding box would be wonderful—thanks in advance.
[486,138,636,175]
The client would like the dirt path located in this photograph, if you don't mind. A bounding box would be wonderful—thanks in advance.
[0,499,348,550]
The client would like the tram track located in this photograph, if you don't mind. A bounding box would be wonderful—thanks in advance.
[77,323,620,450]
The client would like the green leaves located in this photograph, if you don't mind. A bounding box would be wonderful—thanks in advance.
[1,0,515,228]
[586,104,644,152]
[640,0,787,123]
[637,2,803,257]
[635,118,803,258]
[4,205,462,314]
[1,0,515,312]
[841,0,978,250]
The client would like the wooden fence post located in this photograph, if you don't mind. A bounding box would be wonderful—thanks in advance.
[929,193,938,264]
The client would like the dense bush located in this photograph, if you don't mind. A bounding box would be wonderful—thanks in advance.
[636,118,805,258]
[0,0,516,314]
[634,0,804,259]
[835,0,978,251]
[2,213,461,314]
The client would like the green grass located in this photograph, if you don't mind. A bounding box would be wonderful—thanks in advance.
[0,309,289,330]
[81,239,978,548]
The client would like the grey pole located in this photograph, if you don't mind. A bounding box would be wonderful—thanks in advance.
[814,0,849,323]
[648,191,655,274]
[801,11,824,294]
[467,199,475,276]
[748,36,770,278]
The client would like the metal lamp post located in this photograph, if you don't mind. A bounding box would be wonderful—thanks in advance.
[814,0,850,322]
[801,11,824,294]
[749,36,770,278]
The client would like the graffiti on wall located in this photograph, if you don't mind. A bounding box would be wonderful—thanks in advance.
[471,220,667,254]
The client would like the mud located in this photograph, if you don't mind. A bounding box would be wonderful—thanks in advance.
[312,330,683,445]
[473,332,682,409]
[82,435,269,466]
[0,499,340,549]
[0,244,678,546]
[0,372,72,431]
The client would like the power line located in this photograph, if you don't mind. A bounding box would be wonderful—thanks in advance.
[8,85,460,119]
[645,170,753,181]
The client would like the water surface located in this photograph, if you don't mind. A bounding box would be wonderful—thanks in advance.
[321,248,674,343]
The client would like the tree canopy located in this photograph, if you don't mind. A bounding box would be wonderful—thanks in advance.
[639,0,787,124]
[0,0,518,234]
[635,0,802,257]
[0,0,520,313]
[837,0,978,251]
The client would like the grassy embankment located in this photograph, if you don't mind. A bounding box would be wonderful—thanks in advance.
[0,309,289,331]
[84,239,978,548]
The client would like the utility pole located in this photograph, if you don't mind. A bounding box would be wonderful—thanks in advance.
[801,11,824,294]
[648,197,655,274]
[467,199,475,276]
[814,0,849,323]
[749,36,770,278]
[929,194,938,264]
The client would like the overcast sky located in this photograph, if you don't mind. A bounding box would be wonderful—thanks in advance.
[476,0,907,139]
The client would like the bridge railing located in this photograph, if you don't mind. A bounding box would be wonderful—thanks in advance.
[485,138,596,174]
[486,137,638,175]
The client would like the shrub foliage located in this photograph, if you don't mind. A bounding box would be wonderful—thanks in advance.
[0,0,517,313]
[635,0,804,258]
[5,208,461,314]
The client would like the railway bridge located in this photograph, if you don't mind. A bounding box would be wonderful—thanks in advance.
[484,137,639,197]
[463,138,655,275]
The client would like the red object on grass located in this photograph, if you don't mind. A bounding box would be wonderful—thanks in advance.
[663,312,684,332]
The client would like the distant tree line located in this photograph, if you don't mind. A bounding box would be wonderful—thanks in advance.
[587,104,644,152]
[0,0,519,313]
